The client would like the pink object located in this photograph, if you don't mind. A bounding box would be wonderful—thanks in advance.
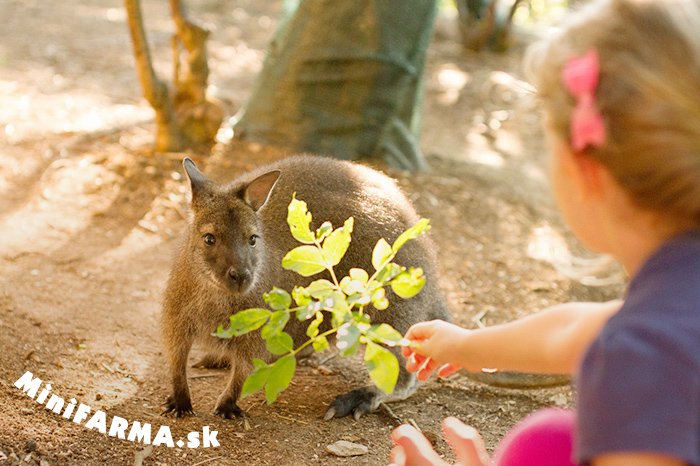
[493,408,578,466]
[562,49,606,151]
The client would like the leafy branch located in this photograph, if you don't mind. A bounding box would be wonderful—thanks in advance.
[213,194,430,404]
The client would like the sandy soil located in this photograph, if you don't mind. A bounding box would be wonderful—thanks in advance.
[0,0,623,464]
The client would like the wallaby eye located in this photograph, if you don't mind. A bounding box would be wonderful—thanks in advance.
[203,233,216,246]
[248,234,259,247]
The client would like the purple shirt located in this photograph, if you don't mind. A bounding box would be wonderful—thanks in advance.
[576,229,700,465]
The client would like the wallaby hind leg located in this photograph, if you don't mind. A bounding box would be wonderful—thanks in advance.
[192,353,231,369]
[324,346,418,420]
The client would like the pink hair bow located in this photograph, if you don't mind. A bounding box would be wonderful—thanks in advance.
[562,49,606,151]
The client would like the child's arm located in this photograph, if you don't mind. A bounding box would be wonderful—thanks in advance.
[403,300,623,380]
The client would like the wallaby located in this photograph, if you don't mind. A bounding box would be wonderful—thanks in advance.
[162,155,451,420]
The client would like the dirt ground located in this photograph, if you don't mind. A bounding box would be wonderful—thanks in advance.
[0,1,624,465]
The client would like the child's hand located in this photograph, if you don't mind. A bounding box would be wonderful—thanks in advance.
[401,320,471,381]
[389,416,489,466]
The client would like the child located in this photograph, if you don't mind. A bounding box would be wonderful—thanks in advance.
[390,0,700,465]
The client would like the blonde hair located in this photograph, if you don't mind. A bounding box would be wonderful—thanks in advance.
[527,0,700,222]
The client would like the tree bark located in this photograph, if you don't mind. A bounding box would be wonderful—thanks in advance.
[234,0,437,171]
[456,0,525,52]
[124,0,183,152]
[169,0,209,104]
[168,0,223,145]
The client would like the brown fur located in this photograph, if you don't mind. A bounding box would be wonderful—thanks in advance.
[162,155,450,419]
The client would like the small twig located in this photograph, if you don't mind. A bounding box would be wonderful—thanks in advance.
[245,400,264,413]
[191,456,222,466]
[273,412,309,425]
[379,402,403,426]
[188,374,222,380]
[3,251,42,262]
[319,353,338,366]
[472,309,488,329]
[102,363,115,373]
[102,362,134,378]
[408,418,422,432]
[133,445,153,466]
[137,219,159,233]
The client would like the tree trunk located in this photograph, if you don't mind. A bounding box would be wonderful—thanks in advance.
[124,0,222,153]
[456,0,526,52]
[234,0,438,171]
[124,0,183,152]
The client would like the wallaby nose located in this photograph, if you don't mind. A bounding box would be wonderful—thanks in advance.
[227,267,249,285]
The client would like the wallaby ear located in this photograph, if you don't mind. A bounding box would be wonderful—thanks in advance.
[183,157,210,198]
[242,170,281,211]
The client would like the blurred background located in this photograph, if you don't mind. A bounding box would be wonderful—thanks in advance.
[0,1,622,465]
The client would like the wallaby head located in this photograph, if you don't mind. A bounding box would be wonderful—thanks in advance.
[182,157,280,294]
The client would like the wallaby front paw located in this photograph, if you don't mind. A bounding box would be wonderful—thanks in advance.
[162,394,195,418]
[324,388,377,421]
[214,398,243,419]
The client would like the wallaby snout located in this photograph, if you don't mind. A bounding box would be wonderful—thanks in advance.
[213,253,253,293]
[226,266,250,289]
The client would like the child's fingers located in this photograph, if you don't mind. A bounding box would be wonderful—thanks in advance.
[441,417,490,466]
[389,445,406,466]
[391,424,446,466]
[401,339,429,359]
[417,358,439,381]
[405,354,428,373]
[437,363,460,378]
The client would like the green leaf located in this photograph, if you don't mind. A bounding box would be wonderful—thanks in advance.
[241,358,271,399]
[370,288,389,311]
[264,354,296,404]
[296,302,319,321]
[287,195,315,244]
[322,217,354,267]
[372,238,393,271]
[320,291,350,314]
[265,331,294,355]
[312,335,330,353]
[336,323,361,356]
[364,341,399,394]
[316,221,333,242]
[331,308,350,328]
[339,276,365,295]
[347,293,371,307]
[375,263,403,283]
[306,312,324,338]
[263,287,292,310]
[392,218,431,253]
[282,245,326,277]
[306,279,336,299]
[391,268,426,299]
[213,324,232,339]
[349,268,369,284]
[367,323,403,346]
[226,308,271,337]
[261,310,290,339]
[352,310,372,327]
[292,286,310,307]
